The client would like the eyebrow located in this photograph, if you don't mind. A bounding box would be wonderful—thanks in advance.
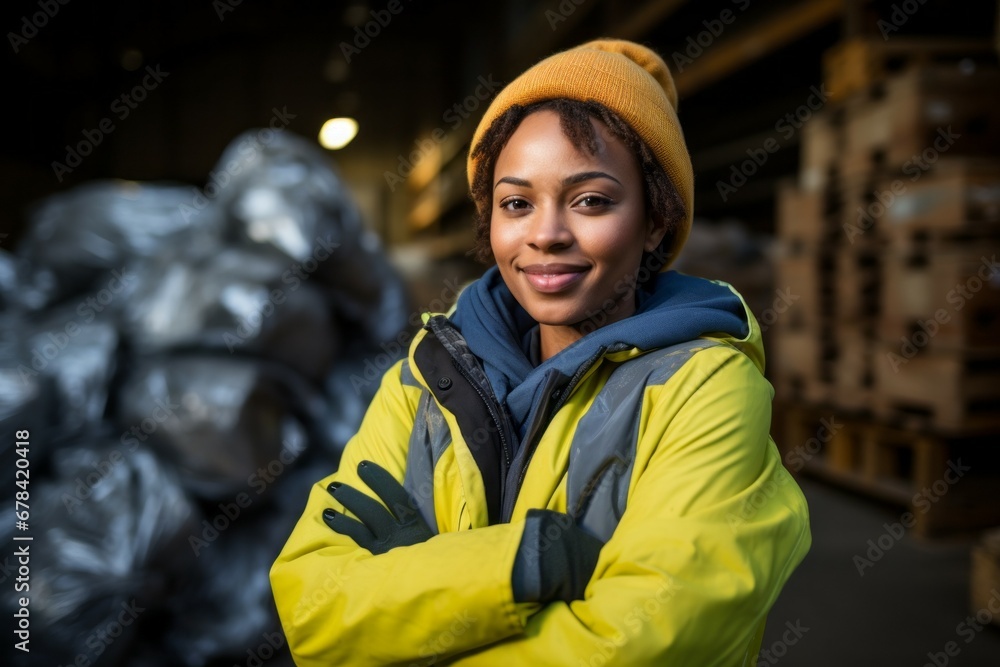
[494,176,531,190]
[564,171,622,187]
[493,171,623,190]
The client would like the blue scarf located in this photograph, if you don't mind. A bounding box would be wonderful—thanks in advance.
[448,265,750,441]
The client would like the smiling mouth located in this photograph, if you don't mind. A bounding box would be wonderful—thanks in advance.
[520,265,588,293]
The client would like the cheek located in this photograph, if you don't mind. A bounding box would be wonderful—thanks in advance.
[489,221,517,260]
[587,216,646,259]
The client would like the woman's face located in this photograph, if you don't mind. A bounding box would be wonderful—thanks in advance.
[490,109,665,335]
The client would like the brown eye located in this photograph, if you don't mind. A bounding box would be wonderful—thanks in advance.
[576,195,612,208]
[499,197,530,212]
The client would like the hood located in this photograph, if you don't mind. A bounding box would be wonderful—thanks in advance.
[447,266,762,440]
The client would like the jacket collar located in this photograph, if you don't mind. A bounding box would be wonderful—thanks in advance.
[446,265,751,438]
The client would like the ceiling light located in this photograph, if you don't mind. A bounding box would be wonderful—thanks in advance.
[318,117,359,150]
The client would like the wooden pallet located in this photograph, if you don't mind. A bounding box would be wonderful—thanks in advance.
[776,178,830,250]
[822,36,997,104]
[820,62,1000,198]
[879,241,1000,352]
[885,63,1000,171]
[873,346,1000,435]
[773,242,839,328]
[880,158,1000,244]
[771,328,836,406]
[799,106,847,194]
[835,246,881,328]
[841,89,894,179]
[831,326,876,414]
[971,529,1000,626]
[778,401,1000,538]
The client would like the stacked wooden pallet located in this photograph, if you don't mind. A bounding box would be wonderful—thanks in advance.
[771,39,1000,537]
[971,528,1000,627]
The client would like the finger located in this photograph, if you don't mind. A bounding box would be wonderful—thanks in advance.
[322,508,376,550]
[357,460,418,522]
[328,481,397,538]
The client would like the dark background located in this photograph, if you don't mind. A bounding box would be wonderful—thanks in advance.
[3,1,1000,666]
[3,0,996,245]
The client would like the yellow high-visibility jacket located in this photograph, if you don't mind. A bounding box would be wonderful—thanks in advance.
[271,278,811,666]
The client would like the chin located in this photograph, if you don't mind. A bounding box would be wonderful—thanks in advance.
[524,303,589,327]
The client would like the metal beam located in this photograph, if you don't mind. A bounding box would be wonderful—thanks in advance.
[674,0,844,99]
[507,0,603,73]
[613,0,690,41]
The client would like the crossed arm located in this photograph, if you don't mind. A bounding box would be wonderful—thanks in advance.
[269,350,811,666]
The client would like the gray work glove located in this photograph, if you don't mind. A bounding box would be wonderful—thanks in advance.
[323,460,433,555]
[511,509,605,603]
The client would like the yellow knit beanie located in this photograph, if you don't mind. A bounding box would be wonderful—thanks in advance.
[467,38,694,267]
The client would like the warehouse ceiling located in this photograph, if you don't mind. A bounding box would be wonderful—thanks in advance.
[2,0,997,240]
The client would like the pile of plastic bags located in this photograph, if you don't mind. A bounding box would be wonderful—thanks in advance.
[0,130,412,666]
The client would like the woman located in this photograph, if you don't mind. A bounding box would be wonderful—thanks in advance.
[270,39,811,666]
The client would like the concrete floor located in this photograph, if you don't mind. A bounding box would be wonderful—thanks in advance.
[762,477,1000,666]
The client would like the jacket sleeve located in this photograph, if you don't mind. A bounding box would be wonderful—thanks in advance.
[442,345,812,666]
[269,359,538,667]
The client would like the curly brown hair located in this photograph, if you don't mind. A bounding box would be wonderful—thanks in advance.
[467,98,685,266]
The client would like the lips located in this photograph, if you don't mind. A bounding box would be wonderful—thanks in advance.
[520,264,589,293]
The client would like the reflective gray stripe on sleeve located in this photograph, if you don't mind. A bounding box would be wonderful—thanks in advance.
[566,339,723,542]
[399,359,420,388]
[403,390,452,533]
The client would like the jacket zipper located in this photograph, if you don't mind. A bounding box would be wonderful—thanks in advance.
[502,346,609,522]
[425,316,517,505]
[448,356,513,469]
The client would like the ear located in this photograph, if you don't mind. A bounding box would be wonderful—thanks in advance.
[643,213,668,253]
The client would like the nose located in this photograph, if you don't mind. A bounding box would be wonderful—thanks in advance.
[526,203,573,252]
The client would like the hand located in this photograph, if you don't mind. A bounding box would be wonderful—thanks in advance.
[511,509,605,603]
[323,460,434,555]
